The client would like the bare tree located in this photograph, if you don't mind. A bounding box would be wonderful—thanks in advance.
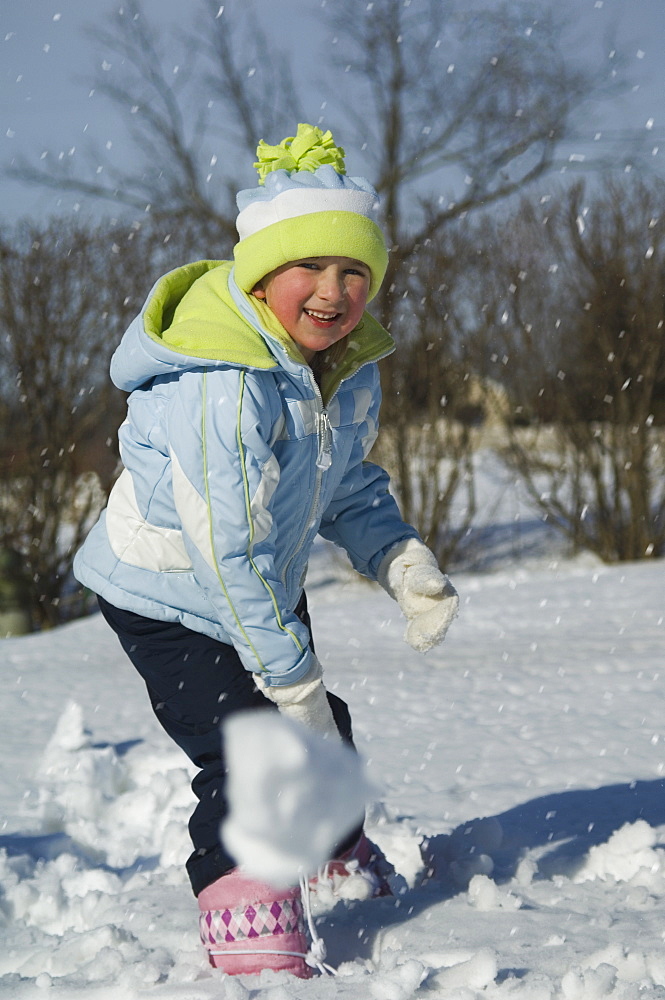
[321,0,627,551]
[0,216,204,631]
[7,0,301,241]
[371,231,479,563]
[472,177,665,562]
[324,0,623,313]
[0,205,249,633]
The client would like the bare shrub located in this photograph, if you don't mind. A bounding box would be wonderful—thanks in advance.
[476,178,665,562]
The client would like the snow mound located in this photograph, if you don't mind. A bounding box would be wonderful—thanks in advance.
[0,702,204,988]
[575,820,665,889]
[36,700,194,871]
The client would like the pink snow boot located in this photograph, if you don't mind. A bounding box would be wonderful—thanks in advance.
[311,832,394,902]
[198,868,313,978]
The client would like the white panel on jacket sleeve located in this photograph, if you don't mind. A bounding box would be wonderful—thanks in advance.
[295,398,318,436]
[327,396,341,427]
[106,469,193,571]
[170,448,217,571]
[361,415,378,457]
[352,387,373,425]
[268,411,287,447]
[250,453,280,551]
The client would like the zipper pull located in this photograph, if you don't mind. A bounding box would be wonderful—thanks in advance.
[316,411,332,470]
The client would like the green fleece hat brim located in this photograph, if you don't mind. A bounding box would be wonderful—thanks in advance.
[233,210,388,302]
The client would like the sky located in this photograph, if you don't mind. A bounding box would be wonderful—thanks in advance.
[2,0,665,223]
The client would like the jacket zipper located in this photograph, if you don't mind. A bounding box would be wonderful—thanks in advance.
[281,349,393,591]
[281,376,330,588]
[316,410,333,470]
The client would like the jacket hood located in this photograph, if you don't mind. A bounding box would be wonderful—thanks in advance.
[110,259,394,395]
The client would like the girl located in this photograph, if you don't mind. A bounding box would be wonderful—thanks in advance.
[74,124,459,978]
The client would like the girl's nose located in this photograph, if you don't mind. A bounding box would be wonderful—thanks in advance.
[316,266,345,302]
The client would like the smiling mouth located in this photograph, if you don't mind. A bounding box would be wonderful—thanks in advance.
[304,308,342,324]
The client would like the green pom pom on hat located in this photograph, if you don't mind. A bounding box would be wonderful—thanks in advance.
[254,123,347,184]
[234,123,388,301]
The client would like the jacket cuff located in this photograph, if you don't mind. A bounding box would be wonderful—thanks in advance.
[257,647,314,688]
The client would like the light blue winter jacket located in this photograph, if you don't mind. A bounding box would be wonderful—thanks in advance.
[74,261,417,686]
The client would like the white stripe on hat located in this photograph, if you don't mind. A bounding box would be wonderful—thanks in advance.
[236,187,380,240]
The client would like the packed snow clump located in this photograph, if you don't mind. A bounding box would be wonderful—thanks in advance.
[221,710,371,885]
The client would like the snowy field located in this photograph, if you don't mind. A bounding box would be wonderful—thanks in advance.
[2,461,665,999]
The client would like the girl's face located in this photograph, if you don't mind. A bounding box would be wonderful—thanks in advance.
[252,256,370,362]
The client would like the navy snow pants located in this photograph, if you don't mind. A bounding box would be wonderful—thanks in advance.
[97,595,359,895]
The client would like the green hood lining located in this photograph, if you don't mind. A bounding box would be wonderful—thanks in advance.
[142,259,394,392]
[144,260,277,369]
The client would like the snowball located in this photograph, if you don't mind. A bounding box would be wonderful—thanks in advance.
[514,855,538,886]
[221,711,372,885]
[468,873,501,910]
[467,874,521,911]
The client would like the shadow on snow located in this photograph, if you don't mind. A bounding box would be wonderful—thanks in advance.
[322,777,665,967]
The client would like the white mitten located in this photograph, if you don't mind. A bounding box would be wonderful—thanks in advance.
[377,537,459,653]
[254,656,341,740]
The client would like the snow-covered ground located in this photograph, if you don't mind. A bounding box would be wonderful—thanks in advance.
[2,463,665,999]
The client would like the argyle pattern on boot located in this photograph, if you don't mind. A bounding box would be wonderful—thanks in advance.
[199,897,304,946]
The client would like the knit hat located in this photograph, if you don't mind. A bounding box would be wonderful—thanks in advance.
[233,124,388,301]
